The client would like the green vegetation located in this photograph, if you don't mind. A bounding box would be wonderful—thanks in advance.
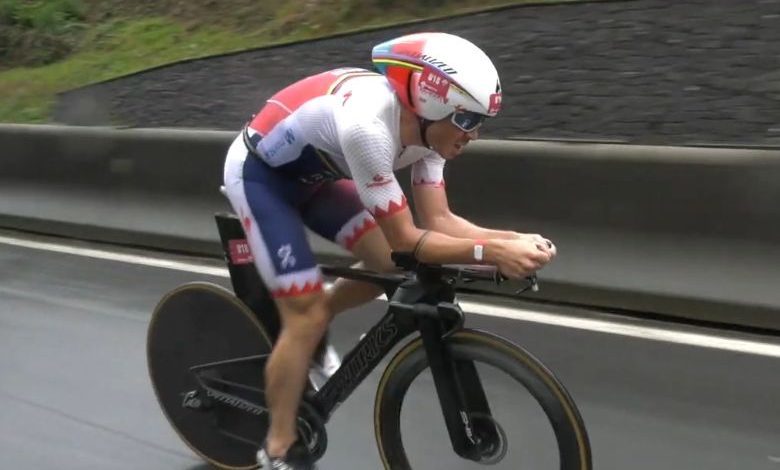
[0,0,578,123]
[0,17,255,122]
[0,0,86,67]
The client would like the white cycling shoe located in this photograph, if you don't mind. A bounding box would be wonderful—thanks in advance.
[308,341,341,392]
[255,344,336,469]
[257,441,317,469]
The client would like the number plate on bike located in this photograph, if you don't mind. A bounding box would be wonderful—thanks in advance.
[229,239,254,265]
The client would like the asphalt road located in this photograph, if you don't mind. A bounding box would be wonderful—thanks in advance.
[1,231,779,469]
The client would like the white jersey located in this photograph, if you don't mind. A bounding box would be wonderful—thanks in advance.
[244,68,446,218]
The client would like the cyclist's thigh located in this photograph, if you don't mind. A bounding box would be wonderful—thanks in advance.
[301,179,393,271]
[224,144,324,299]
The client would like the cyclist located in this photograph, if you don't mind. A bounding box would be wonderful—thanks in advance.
[222,32,557,469]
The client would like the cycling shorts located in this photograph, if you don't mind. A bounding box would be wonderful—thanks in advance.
[223,133,378,298]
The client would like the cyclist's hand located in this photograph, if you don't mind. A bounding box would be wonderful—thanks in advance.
[490,237,553,279]
[511,232,557,259]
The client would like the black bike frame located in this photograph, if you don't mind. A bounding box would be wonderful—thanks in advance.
[311,268,454,418]
[213,212,497,459]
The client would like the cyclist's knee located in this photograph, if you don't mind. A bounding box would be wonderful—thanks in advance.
[352,228,396,273]
[275,292,331,336]
[367,253,397,273]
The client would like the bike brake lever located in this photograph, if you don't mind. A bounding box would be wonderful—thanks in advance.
[514,274,539,295]
[495,271,538,290]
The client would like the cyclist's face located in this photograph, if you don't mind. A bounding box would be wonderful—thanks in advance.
[426,118,480,160]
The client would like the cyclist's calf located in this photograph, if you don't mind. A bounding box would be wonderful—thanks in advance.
[264,291,332,457]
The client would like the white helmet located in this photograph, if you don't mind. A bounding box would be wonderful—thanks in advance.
[372,32,502,124]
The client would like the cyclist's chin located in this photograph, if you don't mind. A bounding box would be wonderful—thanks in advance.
[441,142,466,159]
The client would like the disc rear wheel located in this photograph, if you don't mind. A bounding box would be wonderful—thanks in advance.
[147,282,273,469]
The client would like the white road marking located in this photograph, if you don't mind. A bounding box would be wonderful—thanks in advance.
[456,300,780,359]
[769,456,780,464]
[3,233,780,358]
[0,235,227,277]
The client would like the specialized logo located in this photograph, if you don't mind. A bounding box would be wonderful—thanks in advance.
[277,244,296,269]
[412,52,457,75]
[205,387,266,416]
[366,174,394,188]
[318,314,399,406]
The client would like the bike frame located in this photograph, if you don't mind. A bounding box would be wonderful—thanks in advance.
[207,213,498,459]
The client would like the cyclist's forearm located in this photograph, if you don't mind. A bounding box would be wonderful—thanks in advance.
[414,230,493,265]
[426,212,516,240]
[375,208,494,265]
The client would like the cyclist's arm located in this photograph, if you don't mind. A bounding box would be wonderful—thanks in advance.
[411,183,555,263]
[340,121,492,265]
[376,204,494,264]
[413,184,519,239]
[411,154,519,240]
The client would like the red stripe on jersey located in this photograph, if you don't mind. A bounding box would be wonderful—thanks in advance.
[251,104,289,136]
[249,68,371,135]
[413,178,446,188]
[343,217,378,250]
[271,280,324,298]
[371,196,408,219]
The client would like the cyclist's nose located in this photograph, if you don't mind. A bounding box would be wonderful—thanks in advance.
[466,128,479,140]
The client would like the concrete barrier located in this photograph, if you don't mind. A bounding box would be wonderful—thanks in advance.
[1,124,778,330]
[441,139,780,242]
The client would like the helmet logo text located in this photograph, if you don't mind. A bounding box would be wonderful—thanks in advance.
[413,53,457,75]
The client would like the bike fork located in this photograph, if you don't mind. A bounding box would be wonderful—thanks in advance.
[418,319,499,461]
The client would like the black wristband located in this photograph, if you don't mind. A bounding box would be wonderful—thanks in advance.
[413,230,432,260]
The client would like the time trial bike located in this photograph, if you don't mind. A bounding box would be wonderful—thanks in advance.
[147,212,592,469]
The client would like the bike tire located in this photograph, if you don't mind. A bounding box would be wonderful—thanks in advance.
[147,282,273,469]
[374,328,592,470]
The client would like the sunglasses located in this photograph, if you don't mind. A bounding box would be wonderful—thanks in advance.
[450,110,487,132]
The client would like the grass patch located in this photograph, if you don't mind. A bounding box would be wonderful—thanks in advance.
[0,0,584,124]
[0,18,256,122]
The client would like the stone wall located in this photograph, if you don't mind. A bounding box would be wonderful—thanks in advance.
[54,0,780,145]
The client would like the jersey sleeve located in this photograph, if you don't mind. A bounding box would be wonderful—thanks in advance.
[411,151,446,188]
[338,119,408,219]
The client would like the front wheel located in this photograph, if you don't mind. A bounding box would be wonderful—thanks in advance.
[374,329,592,470]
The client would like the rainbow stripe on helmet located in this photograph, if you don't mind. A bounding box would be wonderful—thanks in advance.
[372,54,475,103]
